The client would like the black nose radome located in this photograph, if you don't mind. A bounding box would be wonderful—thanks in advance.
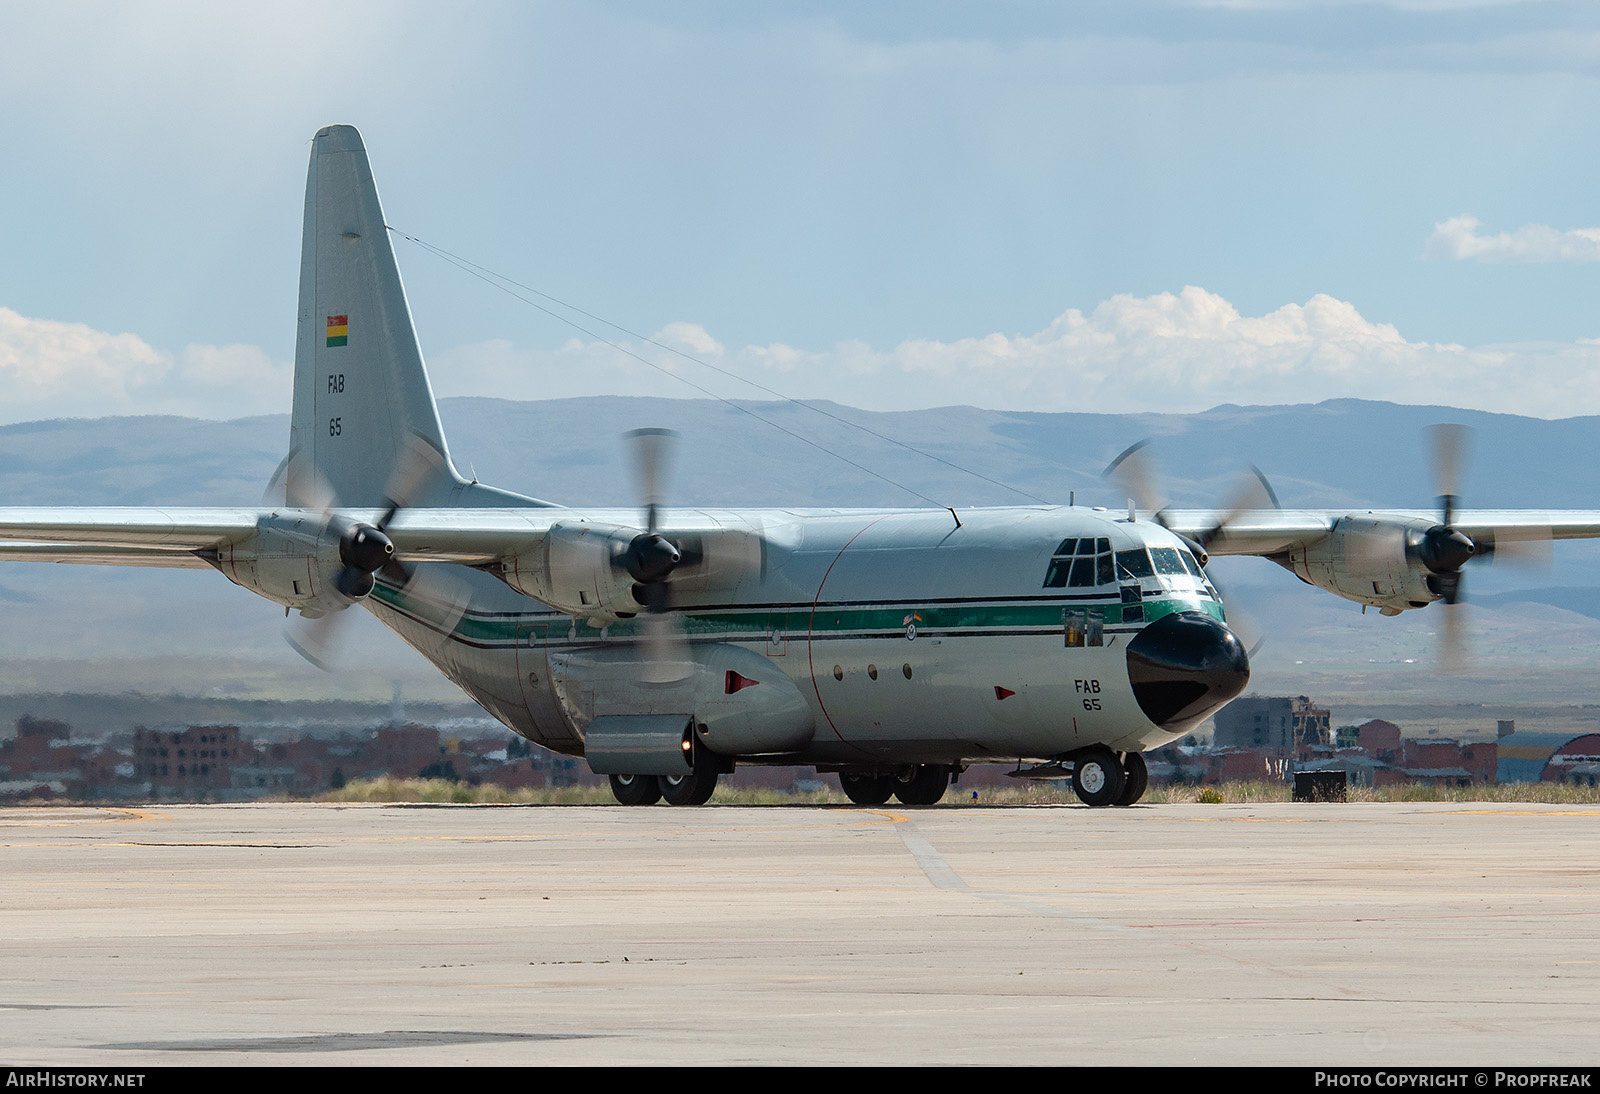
[1125,611,1250,732]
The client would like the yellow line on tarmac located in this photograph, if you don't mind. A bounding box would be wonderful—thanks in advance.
[1429,808,1600,816]
[0,806,170,827]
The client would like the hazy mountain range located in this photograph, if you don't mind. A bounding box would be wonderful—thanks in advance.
[2,396,1599,733]
[7,394,1600,513]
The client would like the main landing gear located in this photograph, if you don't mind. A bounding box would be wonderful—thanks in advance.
[608,773,662,806]
[838,765,950,806]
[1070,747,1148,807]
[608,766,720,807]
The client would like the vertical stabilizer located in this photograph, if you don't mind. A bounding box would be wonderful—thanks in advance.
[287,124,461,508]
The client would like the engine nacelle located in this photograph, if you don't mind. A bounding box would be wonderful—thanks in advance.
[215,512,361,614]
[501,521,647,626]
[1281,515,1445,615]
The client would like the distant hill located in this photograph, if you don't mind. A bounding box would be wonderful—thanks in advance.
[7,395,1599,511]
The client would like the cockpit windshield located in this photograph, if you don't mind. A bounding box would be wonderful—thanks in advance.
[1047,537,1214,598]
[1148,547,1186,575]
[1116,549,1154,580]
[1116,544,1214,595]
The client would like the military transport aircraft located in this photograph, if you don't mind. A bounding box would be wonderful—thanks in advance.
[4,125,1599,808]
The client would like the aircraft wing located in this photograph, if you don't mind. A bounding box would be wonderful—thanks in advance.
[0,507,556,568]
[0,508,265,550]
[0,508,265,568]
[1159,509,1600,557]
[0,544,220,568]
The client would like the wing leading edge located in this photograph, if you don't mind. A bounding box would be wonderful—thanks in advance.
[1161,509,1600,557]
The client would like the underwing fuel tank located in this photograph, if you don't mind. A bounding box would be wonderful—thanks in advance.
[1124,611,1250,734]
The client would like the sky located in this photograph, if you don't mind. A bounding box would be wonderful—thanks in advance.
[3,0,1600,425]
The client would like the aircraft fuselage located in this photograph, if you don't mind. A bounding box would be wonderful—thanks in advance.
[365,504,1249,772]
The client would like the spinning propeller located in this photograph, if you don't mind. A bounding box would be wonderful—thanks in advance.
[621,428,692,681]
[1403,424,1553,671]
[1103,439,1281,564]
[1413,424,1476,672]
[1102,439,1279,657]
[285,439,469,672]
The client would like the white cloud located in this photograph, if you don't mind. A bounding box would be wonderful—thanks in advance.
[432,287,1600,420]
[173,343,292,417]
[653,322,724,357]
[9,290,1600,426]
[0,308,169,415]
[1425,215,1600,263]
[0,307,289,423]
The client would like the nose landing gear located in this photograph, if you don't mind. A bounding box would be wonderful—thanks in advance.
[1071,747,1148,807]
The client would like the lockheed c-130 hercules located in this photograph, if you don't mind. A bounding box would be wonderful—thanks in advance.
[3,125,1597,808]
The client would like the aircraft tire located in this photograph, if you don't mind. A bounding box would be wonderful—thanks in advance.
[892,764,949,806]
[1114,751,1149,807]
[610,773,662,806]
[1072,747,1125,807]
[659,766,718,806]
[839,772,895,805]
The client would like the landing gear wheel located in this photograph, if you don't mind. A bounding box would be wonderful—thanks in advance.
[1072,747,1125,807]
[892,764,950,806]
[839,772,895,805]
[609,773,661,806]
[1114,751,1148,807]
[659,766,718,806]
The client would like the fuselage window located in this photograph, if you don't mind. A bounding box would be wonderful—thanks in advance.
[1064,607,1106,648]
[1120,584,1144,623]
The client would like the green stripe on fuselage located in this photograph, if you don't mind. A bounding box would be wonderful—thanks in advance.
[369,583,1224,646]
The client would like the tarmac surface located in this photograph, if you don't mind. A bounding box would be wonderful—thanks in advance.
[1,800,1597,1066]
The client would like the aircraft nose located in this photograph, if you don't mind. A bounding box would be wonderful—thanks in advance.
[1124,611,1250,732]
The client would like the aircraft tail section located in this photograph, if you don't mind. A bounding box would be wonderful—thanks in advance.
[286,124,543,510]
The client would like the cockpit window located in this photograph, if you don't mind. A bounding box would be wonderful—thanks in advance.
[1178,548,1205,578]
[1044,536,1114,588]
[1116,548,1154,579]
[1148,547,1187,576]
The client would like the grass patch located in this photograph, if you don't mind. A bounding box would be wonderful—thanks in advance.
[308,776,1600,807]
[315,777,617,805]
[313,777,1080,806]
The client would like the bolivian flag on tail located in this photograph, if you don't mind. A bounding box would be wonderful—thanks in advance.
[326,314,348,348]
